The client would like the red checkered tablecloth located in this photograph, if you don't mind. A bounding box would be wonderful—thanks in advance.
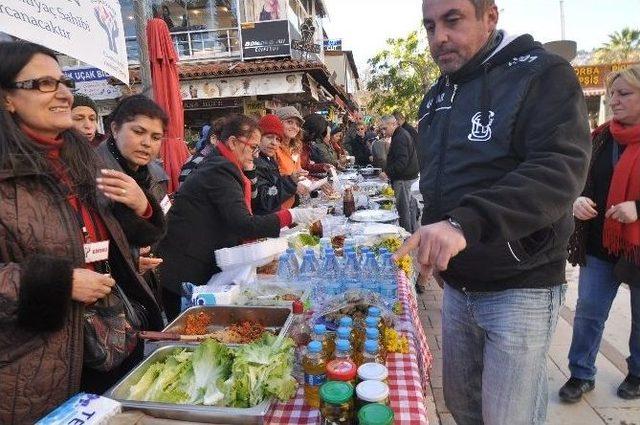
[266,273,432,424]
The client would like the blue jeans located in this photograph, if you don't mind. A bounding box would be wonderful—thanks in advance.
[442,283,566,425]
[568,255,640,380]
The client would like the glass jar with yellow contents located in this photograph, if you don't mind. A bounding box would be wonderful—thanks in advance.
[319,381,354,425]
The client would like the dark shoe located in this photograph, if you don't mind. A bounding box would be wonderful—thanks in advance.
[617,374,640,399]
[559,377,595,403]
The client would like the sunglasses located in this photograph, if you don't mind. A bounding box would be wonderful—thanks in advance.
[7,76,76,93]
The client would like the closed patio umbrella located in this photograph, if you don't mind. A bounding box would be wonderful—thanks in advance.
[146,18,189,193]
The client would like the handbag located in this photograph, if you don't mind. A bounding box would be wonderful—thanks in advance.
[82,284,143,372]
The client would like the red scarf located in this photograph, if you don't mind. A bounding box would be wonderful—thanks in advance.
[603,120,640,263]
[22,126,110,269]
[217,142,253,214]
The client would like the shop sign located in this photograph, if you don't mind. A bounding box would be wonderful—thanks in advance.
[181,73,304,100]
[324,39,342,51]
[241,20,291,60]
[183,98,242,110]
[244,100,266,118]
[63,66,120,100]
[291,17,320,54]
[574,63,638,89]
[0,0,128,83]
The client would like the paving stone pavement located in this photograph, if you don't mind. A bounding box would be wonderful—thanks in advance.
[417,265,640,425]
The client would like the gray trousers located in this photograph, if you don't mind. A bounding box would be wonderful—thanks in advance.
[392,179,418,233]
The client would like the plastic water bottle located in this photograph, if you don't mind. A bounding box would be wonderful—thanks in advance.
[342,251,361,292]
[305,248,320,270]
[362,252,381,294]
[277,254,295,282]
[321,252,342,295]
[311,324,333,360]
[360,246,372,266]
[380,253,398,303]
[360,339,384,365]
[319,238,331,259]
[339,316,354,328]
[377,248,389,265]
[299,252,319,296]
[303,341,326,408]
[286,248,300,277]
[337,326,353,345]
[333,339,353,361]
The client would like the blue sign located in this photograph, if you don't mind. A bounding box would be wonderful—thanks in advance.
[324,39,342,51]
[63,67,110,82]
[62,66,120,100]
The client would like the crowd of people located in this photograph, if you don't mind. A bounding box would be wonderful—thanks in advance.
[0,0,639,423]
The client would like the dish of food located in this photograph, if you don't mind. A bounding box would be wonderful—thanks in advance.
[183,312,268,344]
[349,209,399,223]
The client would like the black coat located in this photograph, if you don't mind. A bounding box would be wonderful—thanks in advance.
[402,122,418,145]
[385,126,419,182]
[351,135,371,166]
[253,154,297,215]
[158,151,282,319]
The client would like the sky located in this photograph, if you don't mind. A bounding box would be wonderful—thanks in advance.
[322,0,640,73]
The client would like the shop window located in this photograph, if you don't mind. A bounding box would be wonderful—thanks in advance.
[150,0,239,32]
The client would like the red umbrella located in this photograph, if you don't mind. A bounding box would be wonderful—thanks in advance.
[147,18,189,193]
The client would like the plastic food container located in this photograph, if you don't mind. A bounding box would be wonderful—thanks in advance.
[357,403,394,425]
[319,381,354,425]
[357,363,389,385]
[326,359,357,387]
[355,380,390,410]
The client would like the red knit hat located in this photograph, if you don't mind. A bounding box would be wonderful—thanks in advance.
[258,114,284,139]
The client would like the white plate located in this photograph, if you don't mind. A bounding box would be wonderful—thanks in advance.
[349,209,399,223]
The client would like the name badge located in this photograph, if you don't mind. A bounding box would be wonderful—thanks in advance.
[84,240,110,263]
[160,195,172,215]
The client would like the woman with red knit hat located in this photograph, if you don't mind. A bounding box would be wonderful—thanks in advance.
[562,65,640,403]
[253,114,309,215]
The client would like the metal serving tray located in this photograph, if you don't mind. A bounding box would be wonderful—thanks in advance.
[105,345,272,424]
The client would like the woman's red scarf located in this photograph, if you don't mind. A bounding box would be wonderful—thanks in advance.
[603,120,640,263]
[216,142,253,214]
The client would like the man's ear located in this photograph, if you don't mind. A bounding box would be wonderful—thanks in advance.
[486,5,499,31]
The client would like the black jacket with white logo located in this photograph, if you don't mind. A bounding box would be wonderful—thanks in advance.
[417,33,591,291]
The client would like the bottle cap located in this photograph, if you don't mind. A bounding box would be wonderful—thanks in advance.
[356,380,390,403]
[313,324,327,334]
[292,300,304,314]
[339,316,353,328]
[326,359,357,381]
[319,381,353,405]
[337,327,351,340]
[357,403,394,425]
[307,340,322,353]
[364,339,379,353]
[357,363,389,382]
[365,316,379,328]
[365,327,380,340]
[368,307,381,317]
[335,339,351,352]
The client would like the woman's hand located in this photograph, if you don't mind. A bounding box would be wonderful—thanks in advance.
[606,201,638,224]
[97,169,148,216]
[138,246,163,273]
[71,268,115,304]
[573,196,598,221]
[296,183,310,196]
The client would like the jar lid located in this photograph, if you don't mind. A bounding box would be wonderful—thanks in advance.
[356,380,390,403]
[327,359,357,380]
[357,403,394,425]
[319,381,353,404]
[357,363,388,381]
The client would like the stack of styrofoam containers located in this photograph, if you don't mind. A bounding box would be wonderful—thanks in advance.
[214,237,289,271]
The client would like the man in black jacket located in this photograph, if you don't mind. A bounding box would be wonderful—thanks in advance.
[381,115,419,232]
[395,1,591,424]
[393,110,419,146]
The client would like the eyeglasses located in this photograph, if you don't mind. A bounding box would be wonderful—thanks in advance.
[236,137,260,155]
[7,76,76,93]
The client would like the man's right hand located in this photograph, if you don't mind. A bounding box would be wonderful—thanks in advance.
[573,196,598,221]
[71,268,115,304]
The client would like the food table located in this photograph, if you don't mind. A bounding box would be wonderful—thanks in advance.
[266,272,432,425]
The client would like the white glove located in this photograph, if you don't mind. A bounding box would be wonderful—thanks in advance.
[289,207,327,225]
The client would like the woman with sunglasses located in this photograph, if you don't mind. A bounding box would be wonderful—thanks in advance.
[0,42,166,424]
[158,114,326,320]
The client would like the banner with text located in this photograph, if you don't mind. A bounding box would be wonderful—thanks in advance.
[0,0,129,84]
